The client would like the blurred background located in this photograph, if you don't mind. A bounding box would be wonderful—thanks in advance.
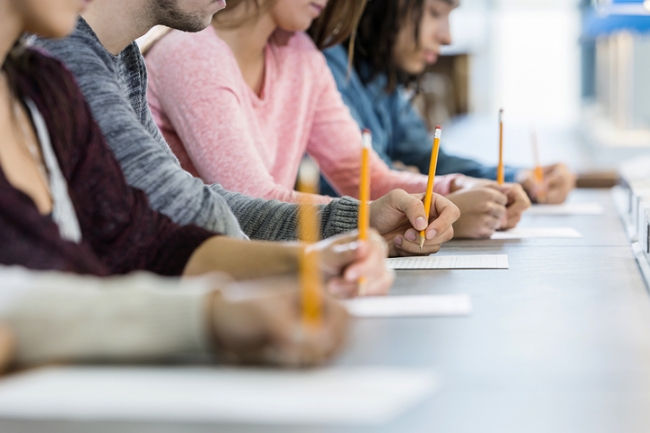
[416,0,650,177]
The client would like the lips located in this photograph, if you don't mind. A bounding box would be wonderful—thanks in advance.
[423,50,439,64]
[310,3,325,13]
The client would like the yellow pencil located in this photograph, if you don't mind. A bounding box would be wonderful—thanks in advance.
[358,129,371,294]
[419,126,442,250]
[497,109,505,185]
[296,158,322,329]
[531,126,546,202]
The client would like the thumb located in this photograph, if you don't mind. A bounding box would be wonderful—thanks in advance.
[389,190,428,231]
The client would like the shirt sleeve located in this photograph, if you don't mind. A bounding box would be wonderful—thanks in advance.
[306,57,456,199]
[148,40,331,205]
[35,30,246,239]
[0,266,217,365]
[55,53,216,276]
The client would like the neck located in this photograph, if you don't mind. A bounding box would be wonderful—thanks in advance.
[82,0,155,55]
[0,1,23,67]
[212,7,277,67]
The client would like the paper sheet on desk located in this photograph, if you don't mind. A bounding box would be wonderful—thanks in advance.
[491,227,582,239]
[526,203,605,216]
[343,294,471,318]
[0,366,437,425]
[387,255,508,270]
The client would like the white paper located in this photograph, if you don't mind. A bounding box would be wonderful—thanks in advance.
[491,227,582,239]
[343,294,471,318]
[526,203,605,216]
[387,255,508,270]
[0,366,437,425]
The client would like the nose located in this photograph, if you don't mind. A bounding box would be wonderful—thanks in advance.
[438,17,452,46]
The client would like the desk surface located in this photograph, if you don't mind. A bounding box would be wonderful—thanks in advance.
[3,189,650,433]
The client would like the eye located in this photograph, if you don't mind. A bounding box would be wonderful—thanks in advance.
[427,6,441,18]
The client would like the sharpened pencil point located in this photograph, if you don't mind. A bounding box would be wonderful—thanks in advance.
[419,235,425,250]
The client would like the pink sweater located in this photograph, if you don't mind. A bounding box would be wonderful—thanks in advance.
[146,28,457,204]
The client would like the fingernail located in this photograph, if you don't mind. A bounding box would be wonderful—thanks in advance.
[346,271,358,281]
[394,236,402,246]
[415,217,427,230]
[426,229,438,240]
[405,231,417,241]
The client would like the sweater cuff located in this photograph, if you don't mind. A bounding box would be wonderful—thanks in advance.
[433,174,464,196]
[321,196,360,238]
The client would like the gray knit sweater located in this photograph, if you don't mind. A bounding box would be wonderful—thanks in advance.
[35,19,359,241]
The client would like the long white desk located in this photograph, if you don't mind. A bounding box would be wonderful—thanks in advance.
[2,189,650,433]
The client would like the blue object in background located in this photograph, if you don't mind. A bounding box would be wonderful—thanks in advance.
[584,0,650,37]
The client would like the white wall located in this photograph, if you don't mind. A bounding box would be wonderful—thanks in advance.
[444,0,582,127]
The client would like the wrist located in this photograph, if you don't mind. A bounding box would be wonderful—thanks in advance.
[449,175,467,192]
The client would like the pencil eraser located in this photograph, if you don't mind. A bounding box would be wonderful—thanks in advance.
[361,129,372,148]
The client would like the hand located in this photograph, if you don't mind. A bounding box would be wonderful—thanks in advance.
[448,175,495,192]
[208,277,349,367]
[0,324,14,373]
[446,188,508,238]
[368,189,460,256]
[518,163,576,204]
[312,230,394,298]
[488,182,531,229]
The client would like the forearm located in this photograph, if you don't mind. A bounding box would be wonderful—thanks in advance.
[0,268,218,365]
[183,237,301,280]
[219,186,359,241]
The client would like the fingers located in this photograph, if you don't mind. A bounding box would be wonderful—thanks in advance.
[543,164,576,204]
[315,230,362,278]
[386,189,429,231]
[340,231,393,297]
[395,226,455,256]
[266,294,350,367]
[427,194,461,238]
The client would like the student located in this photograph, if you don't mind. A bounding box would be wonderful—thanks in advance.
[324,0,576,205]
[36,0,460,259]
[144,0,530,239]
[0,0,351,366]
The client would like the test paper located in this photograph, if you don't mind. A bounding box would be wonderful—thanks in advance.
[387,255,508,270]
[343,294,471,318]
[491,227,582,240]
[0,366,437,425]
[525,203,605,216]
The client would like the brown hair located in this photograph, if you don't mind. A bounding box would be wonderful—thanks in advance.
[307,0,368,50]
[212,0,367,50]
[351,0,425,93]
[2,39,30,99]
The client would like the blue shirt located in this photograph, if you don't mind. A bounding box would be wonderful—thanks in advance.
[320,44,519,197]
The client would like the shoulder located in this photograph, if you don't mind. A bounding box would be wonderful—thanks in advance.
[148,27,228,63]
[17,48,81,96]
[147,27,240,86]
[322,44,348,70]
[271,31,326,69]
[34,19,114,73]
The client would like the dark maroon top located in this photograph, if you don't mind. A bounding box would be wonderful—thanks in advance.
[0,49,216,276]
